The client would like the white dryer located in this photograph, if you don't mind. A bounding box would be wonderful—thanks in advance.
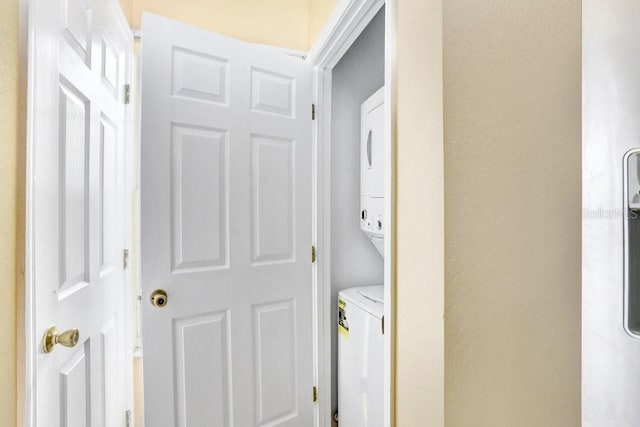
[360,87,385,257]
[338,286,384,427]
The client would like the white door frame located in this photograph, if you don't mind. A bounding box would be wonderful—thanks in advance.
[21,0,135,424]
[308,0,396,425]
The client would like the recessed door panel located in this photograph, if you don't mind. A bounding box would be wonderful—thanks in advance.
[171,124,229,272]
[60,342,91,427]
[62,0,92,65]
[254,299,298,425]
[100,114,120,276]
[251,134,295,266]
[59,80,90,295]
[251,67,296,118]
[172,47,229,105]
[173,311,233,427]
[101,34,119,94]
[100,318,118,427]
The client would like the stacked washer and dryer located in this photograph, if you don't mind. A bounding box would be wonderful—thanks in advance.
[337,86,385,427]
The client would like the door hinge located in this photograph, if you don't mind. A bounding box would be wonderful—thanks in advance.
[125,410,132,427]
[312,103,316,120]
[124,84,131,104]
[382,315,385,335]
[313,386,318,402]
[311,245,317,263]
[123,249,130,270]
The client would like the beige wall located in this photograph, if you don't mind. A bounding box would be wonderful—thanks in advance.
[118,0,133,27]
[118,0,337,50]
[0,0,19,425]
[308,0,338,49]
[442,0,581,426]
[5,1,583,426]
[132,0,308,50]
[395,0,445,425]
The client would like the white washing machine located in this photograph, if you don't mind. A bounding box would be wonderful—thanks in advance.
[338,286,384,427]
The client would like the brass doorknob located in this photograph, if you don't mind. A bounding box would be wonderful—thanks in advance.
[43,326,79,353]
[150,289,168,308]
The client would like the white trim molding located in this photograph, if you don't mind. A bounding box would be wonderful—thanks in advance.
[308,0,385,69]
[311,65,333,427]
[382,2,397,426]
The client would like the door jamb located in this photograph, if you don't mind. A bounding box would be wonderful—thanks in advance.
[22,1,136,425]
[308,0,395,425]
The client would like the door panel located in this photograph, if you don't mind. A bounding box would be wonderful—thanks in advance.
[58,80,90,294]
[30,0,132,425]
[171,124,229,272]
[141,13,313,427]
[173,311,232,427]
[60,343,90,427]
[251,135,296,264]
[254,299,298,424]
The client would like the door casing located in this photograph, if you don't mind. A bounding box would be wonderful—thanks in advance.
[308,1,396,426]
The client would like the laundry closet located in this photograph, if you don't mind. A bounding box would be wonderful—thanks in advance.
[329,8,386,426]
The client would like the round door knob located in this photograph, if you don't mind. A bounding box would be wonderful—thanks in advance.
[43,326,80,353]
[150,289,168,308]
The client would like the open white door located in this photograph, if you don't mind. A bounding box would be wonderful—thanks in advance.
[27,0,133,425]
[140,13,314,427]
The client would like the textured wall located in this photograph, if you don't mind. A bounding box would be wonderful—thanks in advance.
[308,0,339,48]
[443,0,581,425]
[130,0,309,50]
[0,0,19,425]
[118,0,338,50]
[582,1,640,424]
[395,0,445,425]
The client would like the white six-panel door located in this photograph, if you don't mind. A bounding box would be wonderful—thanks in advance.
[140,13,314,427]
[29,0,133,425]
